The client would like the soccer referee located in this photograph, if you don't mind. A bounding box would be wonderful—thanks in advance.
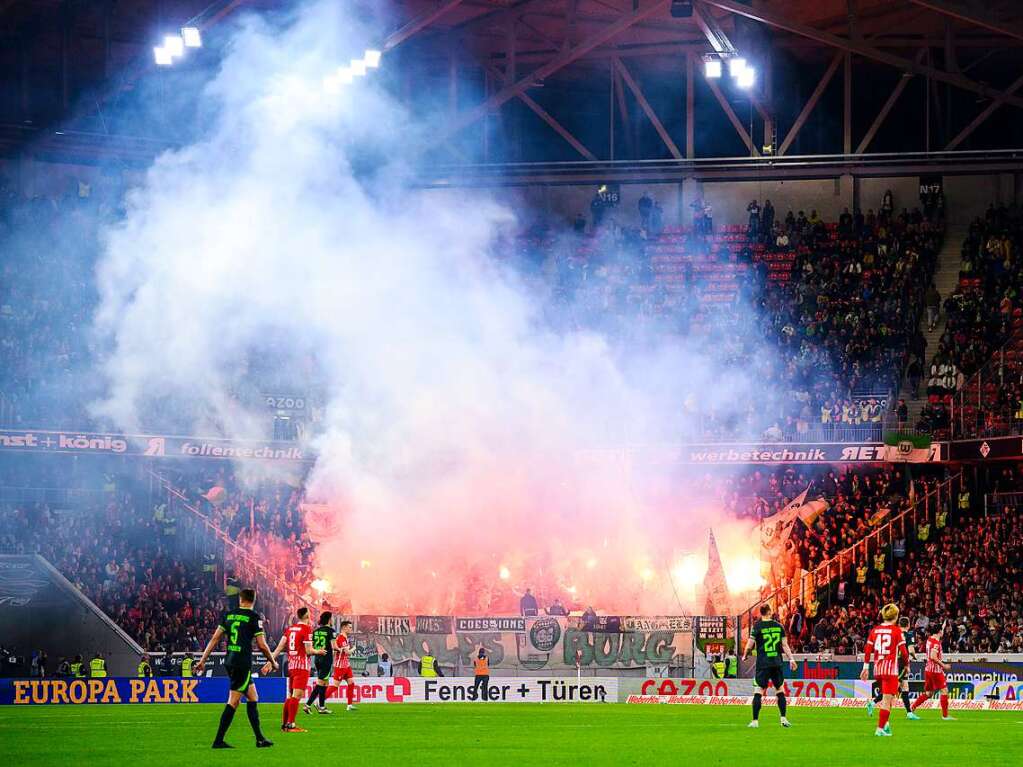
[196,588,278,749]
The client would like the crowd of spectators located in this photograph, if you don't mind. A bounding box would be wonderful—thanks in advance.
[705,464,942,590]
[919,205,1023,436]
[0,457,317,652]
[786,463,1023,655]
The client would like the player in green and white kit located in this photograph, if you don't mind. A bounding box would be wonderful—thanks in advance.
[741,603,798,729]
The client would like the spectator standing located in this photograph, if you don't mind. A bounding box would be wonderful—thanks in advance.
[761,200,775,240]
[520,588,538,617]
[925,285,941,331]
[896,399,908,429]
[547,598,567,616]
[747,200,761,240]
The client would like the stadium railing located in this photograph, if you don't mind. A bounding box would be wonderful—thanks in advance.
[741,470,965,636]
[949,324,1023,439]
[149,471,313,627]
[986,491,1023,512]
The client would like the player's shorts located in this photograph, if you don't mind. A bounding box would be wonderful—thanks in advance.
[876,675,899,696]
[332,666,354,683]
[288,668,310,694]
[226,663,253,693]
[924,671,947,692]
[313,657,332,682]
[753,666,786,692]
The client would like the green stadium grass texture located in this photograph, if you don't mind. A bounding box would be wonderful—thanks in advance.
[0,703,1018,766]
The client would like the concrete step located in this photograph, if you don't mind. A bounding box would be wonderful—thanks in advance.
[895,226,970,425]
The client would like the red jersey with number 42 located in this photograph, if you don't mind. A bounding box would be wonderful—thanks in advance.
[285,623,313,672]
[865,624,907,677]
[924,635,945,674]
[334,633,351,670]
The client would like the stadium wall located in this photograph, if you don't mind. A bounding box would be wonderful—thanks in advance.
[0,555,143,676]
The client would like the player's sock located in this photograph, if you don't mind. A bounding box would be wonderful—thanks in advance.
[345,682,354,707]
[305,687,318,706]
[214,703,236,745]
[751,692,762,721]
[318,685,328,708]
[776,693,787,717]
[246,701,265,741]
[940,694,949,717]
[911,692,930,711]
[878,708,890,729]
[900,691,912,712]
[287,697,299,724]
[282,698,291,725]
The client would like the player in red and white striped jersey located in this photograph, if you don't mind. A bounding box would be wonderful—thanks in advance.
[910,622,955,720]
[860,603,909,737]
[265,607,324,732]
[331,620,357,711]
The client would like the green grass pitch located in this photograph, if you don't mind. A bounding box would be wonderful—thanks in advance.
[0,703,1019,766]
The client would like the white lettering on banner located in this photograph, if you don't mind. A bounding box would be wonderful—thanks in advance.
[311,677,618,704]
[622,616,693,632]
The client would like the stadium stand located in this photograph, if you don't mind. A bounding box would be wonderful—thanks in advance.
[806,488,1023,655]
[0,456,316,656]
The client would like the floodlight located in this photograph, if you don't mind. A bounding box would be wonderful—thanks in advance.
[737,66,756,89]
[350,59,367,77]
[164,35,185,58]
[704,59,722,79]
[181,27,202,48]
[363,49,382,68]
[153,46,173,66]
[728,57,747,77]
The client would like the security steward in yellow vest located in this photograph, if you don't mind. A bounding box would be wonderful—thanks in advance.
[471,648,491,701]
[70,655,85,678]
[418,654,443,677]
[918,522,931,542]
[958,490,970,512]
[90,653,107,678]
[180,655,194,677]
[137,655,153,678]
[855,564,868,585]
[726,653,738,678]
[713,658,726,678]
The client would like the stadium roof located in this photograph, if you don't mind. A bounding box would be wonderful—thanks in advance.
[2,0,1023,165]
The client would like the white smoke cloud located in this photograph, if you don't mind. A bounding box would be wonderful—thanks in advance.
[91,0,774,613]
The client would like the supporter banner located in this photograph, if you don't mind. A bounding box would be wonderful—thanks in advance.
[415,616,453,635]
[0,676,288,705]
[366,622,690,671]
[680,441,946,465]
[312,676,618,704]
[357,616,414,635]
[882,432,934,463]
[948,436,1023,462]
[581,615,623,633]
[694,616,730,640]
[0,429,308,462]
[622,616,693,632]
[454,617,526,633]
